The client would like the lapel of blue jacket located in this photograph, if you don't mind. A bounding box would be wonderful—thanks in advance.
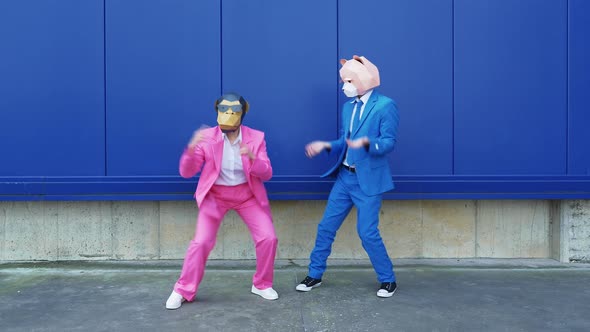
[352,90,379,137]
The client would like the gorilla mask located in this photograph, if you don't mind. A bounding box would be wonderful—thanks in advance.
[215,93,249,133]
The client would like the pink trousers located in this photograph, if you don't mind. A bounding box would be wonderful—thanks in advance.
[174,183,277,301]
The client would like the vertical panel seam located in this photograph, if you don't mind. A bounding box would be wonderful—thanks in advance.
[336,0,340,139]
[220,0,223,95]
[474,200,479,257]
[420,200,424,257]
[103,0,108,176]
[566,0,569,174]
[452,0,455,175]
[157,202,161,259]
[1,204,5,261]
[55,202,60,260]
[110,202,115,259]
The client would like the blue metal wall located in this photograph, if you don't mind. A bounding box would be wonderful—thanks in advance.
[569,0,590,175]
[106,0,220,176]
[0,0,588,200]
[0,0,105,177]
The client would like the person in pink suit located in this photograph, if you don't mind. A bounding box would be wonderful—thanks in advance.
[166,92,279,310]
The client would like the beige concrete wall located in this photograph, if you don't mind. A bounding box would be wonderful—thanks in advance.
[475,201,551,258]
[0,200,557,261]
[560,200,590,262]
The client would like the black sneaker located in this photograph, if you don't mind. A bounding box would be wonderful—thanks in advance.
[377,282,397,298]
[295,276,322,292]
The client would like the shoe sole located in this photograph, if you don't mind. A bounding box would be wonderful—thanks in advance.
[376,287,397,298]
[166,304,181,310]
[165,299,185,310]
[295,282,322,292]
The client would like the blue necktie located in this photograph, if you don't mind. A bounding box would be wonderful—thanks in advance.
[346,99,364,166]
[351,99,363,136]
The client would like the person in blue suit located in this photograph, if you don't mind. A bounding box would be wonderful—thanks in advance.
[297,55,399,298]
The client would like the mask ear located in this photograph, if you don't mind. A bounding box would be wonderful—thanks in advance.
[243,101,250,114]
[339,59,347,66]
[214,99,220,112]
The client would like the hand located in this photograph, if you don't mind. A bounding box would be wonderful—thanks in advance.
[240,143,256,160]
[187,125,210,149]
[346,136,369,149]
[305,141,329,158]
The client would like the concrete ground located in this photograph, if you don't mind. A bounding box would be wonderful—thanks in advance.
[1,259,589,332]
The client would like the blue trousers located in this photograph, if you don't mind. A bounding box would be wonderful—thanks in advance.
[308,168,395,282]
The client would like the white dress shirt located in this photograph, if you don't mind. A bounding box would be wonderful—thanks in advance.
[348,89,373,133]
[344,89,373,167]
[214,129,248,186]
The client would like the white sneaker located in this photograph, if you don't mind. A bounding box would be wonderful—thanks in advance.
[165,290,186,309]
[251,285,279,300]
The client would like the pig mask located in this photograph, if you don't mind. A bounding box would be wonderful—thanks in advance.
[339,55,380,97]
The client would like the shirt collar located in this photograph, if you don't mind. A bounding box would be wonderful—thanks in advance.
[350,89,373,105]
[221,127,242,144]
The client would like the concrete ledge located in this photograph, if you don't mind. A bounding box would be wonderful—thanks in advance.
[1,258,589,273]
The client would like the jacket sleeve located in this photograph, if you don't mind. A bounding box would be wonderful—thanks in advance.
[179,144,206,178]
[247,133,273,181]
[326,110,348,156]
[327,136,346,157]
[367,100,399,156]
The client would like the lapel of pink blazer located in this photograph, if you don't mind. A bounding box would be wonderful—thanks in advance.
[240,126,253,178]
[211,126,224,174]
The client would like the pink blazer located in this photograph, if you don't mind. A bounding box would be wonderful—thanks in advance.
[179,125,273,210]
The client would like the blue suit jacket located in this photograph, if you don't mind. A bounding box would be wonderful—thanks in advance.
[322,90,399,196]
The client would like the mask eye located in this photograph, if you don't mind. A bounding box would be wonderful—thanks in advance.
[217,105,242,113]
